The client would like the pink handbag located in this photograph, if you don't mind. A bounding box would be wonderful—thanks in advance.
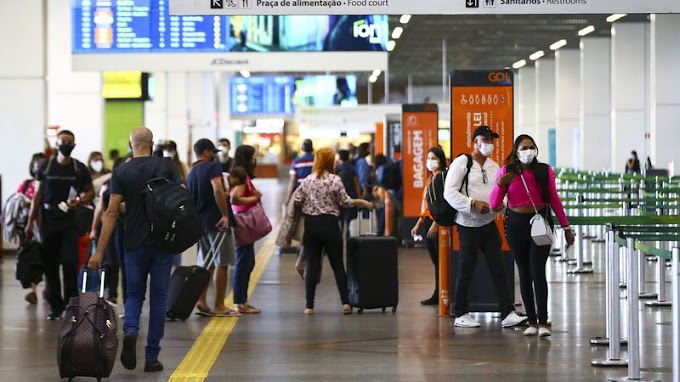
[233,203,272,246]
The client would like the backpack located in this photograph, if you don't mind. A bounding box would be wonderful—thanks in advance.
[144,177,202,254]
[381,160,402,192]
[2,180,32,244]
[426,153,473,226]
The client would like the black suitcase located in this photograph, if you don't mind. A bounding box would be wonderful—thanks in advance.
[58,270,118,381]
[166,232,225,321]
[346,212,399,314]
[449,250,516,313]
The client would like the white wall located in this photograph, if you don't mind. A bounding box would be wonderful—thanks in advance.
[535,59,556,163]
[516,67,536,138]
[555,49,581,169]
[580,38,611,171]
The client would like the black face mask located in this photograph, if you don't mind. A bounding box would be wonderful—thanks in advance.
[58,144,75,157]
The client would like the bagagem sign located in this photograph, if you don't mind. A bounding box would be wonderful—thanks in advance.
[402,104,439,219]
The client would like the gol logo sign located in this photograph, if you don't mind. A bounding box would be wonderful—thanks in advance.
[488,71,510,83]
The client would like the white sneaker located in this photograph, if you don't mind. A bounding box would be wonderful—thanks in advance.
[501,312,528,328]
[538,326,551,337]
[454,314,481,328]
[523,325,538,336]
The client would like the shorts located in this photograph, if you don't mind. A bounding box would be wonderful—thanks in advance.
[197,229,236,267]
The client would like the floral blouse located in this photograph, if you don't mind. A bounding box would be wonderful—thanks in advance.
[293,173,354,217]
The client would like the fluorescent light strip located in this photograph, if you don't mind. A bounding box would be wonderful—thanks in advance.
[606,13,627,23]
[369,75,378,83]
[400,14,411,24]
[512,59,527,69]
[240,70,251,78]
[529,50,545,61]
[550,39,567,51]
[387,40,396,52]
[391,26,403,39]
[578,25,595,36]
[372,69,382,77]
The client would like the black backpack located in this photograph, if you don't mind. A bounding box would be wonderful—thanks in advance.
[144,178,202,254]
[381,160,402,191]
[426,153,473,226]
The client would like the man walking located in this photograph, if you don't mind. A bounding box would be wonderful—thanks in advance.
[89,127,181,373]
[284,139,314,204]
[443,125,525,329]
[26,130,94,320]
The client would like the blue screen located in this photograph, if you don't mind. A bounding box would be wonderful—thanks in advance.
[230,76,295,115]
[73,1,388,53]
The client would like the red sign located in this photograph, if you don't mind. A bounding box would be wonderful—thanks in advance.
[402,104,439,218]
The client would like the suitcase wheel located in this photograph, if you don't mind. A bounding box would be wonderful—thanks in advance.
[381,307,386,313]
[358,308,364,314]
[392,306,397,313]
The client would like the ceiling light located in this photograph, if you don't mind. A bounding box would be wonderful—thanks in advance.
[578,25,595,36]
[369,75,378,83]
[550,39,567,51]
[391,27,403,40]
[372,69,382,77]
[512,60,527,69]
[399,15,411,24]
[606,14,627,22]
[529,50,545,61]
[387,40,396,52]
[240,70,251,78]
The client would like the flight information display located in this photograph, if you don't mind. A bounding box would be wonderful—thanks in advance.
[230,76,295,115]
[73,1,388,53]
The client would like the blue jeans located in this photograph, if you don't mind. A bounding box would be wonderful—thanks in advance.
[233,243,255,304]
[124,246,174,361]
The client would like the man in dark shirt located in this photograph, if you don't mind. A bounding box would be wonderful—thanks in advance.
[89,127,181,373]
[284,139,315,204]
[335,149,361,226]
[216,138,233,172]
[26,130,94,320]
[186,138,238,317]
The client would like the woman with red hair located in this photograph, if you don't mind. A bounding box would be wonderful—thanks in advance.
[293,147,373,315]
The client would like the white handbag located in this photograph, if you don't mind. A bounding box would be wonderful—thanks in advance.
[520,173,554,246]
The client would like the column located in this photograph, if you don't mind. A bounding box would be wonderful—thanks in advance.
[164,72,189,162]
[217,72,236,147]
[555,49,581,169]
[535,59,556,167]
[516,66,536,138]
[145,72,168,137]
[611,22,648,172]
[650,14,680,170]
[580,37,611,171]
[0,0,47,200]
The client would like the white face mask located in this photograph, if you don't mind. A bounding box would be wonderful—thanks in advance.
[426,159,439,173]
[90,160,103,173]
[518,149,537,164]
[479,143,494,157]
[163,150,174,158]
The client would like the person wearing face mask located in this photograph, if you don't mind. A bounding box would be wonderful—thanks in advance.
[443,125,526,329]
[490,134,575,337]
[216,138,233,173]
[25,130,95,320]
[88,151,112,199]
[163,140,189,182]
[410,147,447,305]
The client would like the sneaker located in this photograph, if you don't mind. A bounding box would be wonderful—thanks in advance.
[454,314,481,328]
[523,325,538,336]
[501,312,528,328]
[420,295,438,306]
[144,359,163,373]
[235,304,261,314]
[46,311,63,321]
[121,333,138,370]
[538,326,551,337]
[304,308,314,315]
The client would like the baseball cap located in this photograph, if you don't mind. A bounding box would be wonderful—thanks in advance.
[193,138,219,155]
[472,125,500,140]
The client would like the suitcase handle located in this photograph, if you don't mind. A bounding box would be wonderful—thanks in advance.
[81,268,106,298]
[355,208,375,236]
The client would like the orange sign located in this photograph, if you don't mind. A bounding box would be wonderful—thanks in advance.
[402,104,439,218]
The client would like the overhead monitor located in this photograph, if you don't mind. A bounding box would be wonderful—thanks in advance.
[230,75,295,115]
[294,75,358,107]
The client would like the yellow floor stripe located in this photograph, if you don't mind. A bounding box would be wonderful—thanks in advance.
[168,234,278,382]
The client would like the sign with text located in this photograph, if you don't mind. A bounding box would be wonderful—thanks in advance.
[171,0,680,15]
[402,104,438,219]
[450,69,513,250]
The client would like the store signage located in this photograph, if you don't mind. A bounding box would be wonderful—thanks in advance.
[170,0,680,15]
[402,104,438,219]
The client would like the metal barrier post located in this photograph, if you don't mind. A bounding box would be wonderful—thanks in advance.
[672,247,679,382]
[638,247,658,299]
[620,202,630,289]
[646,240,672,307]
[569,195,593,274]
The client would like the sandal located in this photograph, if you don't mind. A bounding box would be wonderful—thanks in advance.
[195,305,213,317]
[213,309,241,317]
[304,308,314,315]
[342,304,352,315]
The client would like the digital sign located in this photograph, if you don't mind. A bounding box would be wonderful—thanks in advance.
[73,1,388,53]
[294,75,358,107]
[230,76,295,115]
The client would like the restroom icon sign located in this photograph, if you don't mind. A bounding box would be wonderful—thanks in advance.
[484,0,497,7]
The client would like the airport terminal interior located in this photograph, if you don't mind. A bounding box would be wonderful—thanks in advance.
[1,1,680,381]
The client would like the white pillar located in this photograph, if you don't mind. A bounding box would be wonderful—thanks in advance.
[611,22,648,172]
[0,0,47,201]
[650,14,680,170]
[164,72,189,162]
[145,72,168,139]
[217,72,236,150]
[555,49,581,169]
[517,67,536,138]
[580,37,611,171]
[535,59,556,167]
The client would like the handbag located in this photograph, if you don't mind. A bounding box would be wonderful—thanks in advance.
[519,173,554,246]
[234,203,272,246]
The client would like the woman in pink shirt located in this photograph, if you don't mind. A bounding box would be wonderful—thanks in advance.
[489,134,575,337]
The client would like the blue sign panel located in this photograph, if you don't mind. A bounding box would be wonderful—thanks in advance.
[230,76,295,115]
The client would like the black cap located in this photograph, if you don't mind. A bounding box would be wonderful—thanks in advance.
[193,138,219,155]
[302,139,314,153]
[472,125,499,140]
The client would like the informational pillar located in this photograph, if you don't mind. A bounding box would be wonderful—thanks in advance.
[516,67,536,138]
[580,37,611,172]
[650,14,680,170]
[535,59,556,167]
[555,49,581,169]
[611,22,648,172]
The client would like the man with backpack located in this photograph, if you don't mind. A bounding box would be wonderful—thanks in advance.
[88,126,183,373]
[443,125,525,329]
[25,130,94,321]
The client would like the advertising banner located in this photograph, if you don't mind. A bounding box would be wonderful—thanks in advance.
[385,114,402,161]
[450,69,513,251]
[171,0,680,16]
[402,104,438,219]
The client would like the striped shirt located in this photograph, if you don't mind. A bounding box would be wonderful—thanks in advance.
[289,153,314,188]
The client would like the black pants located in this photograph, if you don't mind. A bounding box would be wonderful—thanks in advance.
[40,216,79,314]
[114,218,127,304]
[455,222,514,318]
[105,236,120,300]
[423,218,439,293]
[505,210,552,325]
[303,214,349,309]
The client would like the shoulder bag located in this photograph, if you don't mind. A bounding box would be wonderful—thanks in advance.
[519,173,554,246]
[233,179,272,246]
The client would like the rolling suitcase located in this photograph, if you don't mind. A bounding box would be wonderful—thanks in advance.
[166,231,226,320]
[346,211,399,314]
[58,269,118,381]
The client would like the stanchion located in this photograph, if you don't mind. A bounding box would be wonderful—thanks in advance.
[638,247,658,299]
[645,240,672,308]
[559,193,580,264]
[672,247,679,382]
[437,226,451,317]
[620,202,631,289]
[569,195,593,274]
[592,230,628,364]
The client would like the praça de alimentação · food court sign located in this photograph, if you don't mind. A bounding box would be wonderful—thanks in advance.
[170,0,680,15]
